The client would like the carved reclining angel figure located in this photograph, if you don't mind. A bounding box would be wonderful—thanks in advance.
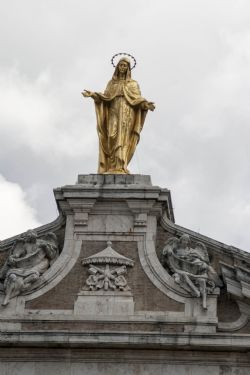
[0,230,58,306]
[162,234,222,309]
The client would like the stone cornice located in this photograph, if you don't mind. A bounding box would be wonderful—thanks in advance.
[0,331,250,351]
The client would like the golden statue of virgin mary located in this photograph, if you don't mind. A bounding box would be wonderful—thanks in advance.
[82,54,155,174]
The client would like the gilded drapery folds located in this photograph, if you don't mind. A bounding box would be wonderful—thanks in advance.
[83,57,155,174]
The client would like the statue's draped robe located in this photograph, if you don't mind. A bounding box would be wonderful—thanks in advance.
[93,79,149,173]
[170,248,209,277]
[167,245,222,287]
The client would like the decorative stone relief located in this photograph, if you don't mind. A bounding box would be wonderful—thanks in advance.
[81,241,134,292]
[0,230,58,306]
[162,233,222,309]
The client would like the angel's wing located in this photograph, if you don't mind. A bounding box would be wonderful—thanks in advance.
[193,242,209,263]
[11,238,25,257]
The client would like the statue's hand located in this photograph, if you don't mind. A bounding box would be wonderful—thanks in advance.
[8,255,17,266]
[163,246,173,256]
[147,102,155,111]
[143,102,155,111]
[82,90,93,98]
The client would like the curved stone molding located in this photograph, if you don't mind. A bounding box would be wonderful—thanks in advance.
[137,217,192,304]
[24,216,81,302]
[218,300,250,331]
[218,262,250,331]
[24,239,82,302]
[136,217,220,320]
[218,313,249,332]
[159,212,250,325]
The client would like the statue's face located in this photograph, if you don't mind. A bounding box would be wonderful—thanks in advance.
[118,61,129,74]
[26,231,37,243]
[180,236,189,248]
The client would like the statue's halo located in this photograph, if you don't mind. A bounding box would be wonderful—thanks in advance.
[111,53,137,70]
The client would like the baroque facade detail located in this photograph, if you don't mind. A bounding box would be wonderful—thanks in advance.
[162,233,223,308]
[0,230,58,306]
[0,174,250,372]
[81,241,134,292]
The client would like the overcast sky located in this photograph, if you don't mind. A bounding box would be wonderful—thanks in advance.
[0,0,250,251]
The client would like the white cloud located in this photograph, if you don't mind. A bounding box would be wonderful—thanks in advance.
[0,175,41,240]
[0,66,96,160]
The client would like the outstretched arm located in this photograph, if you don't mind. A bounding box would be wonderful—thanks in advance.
[82,90,101,104]
[82,90,94,98]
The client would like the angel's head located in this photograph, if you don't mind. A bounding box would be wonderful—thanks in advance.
[179,234,190,248]
[25,230,37,243]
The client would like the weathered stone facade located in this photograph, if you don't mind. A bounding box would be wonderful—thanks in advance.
[0,174,250,374]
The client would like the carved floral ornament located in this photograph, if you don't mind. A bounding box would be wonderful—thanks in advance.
[161,233,223,309]
[81,241,134,292]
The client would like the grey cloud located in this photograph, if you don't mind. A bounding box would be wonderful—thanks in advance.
[0,1,250,250]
